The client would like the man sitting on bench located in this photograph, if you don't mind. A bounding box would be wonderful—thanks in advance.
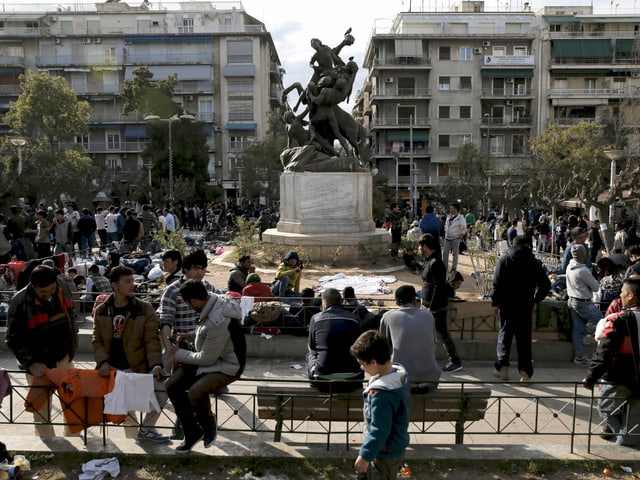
[306,288,363,393]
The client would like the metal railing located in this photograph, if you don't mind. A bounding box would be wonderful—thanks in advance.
[0,372,633,453]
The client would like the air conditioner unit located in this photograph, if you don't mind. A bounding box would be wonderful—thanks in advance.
[482,41,491,47]
[506,77,514,83]
[214,126,222,132]
[94,37,101,44]
[473,47,482,54]
[384,78,394,83]
[506,100,513,105]
[184,95,194,101]
[83,38,91,44]
[54,38,61,44]
[215,161,222,167]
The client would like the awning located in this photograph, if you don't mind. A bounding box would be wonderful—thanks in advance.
[223,64,255,77]
[124,125,148,138]
[394,39,423,57]
[481,69,534,78]
[125,65,211,81]
[124,35,211,44]
[552,39,612,58]
[226,123,256,130]
[387,131,429,142]
[616,39,635,54]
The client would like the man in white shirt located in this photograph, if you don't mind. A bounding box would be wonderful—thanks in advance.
[164,208,176,234]
[442,202,467,272]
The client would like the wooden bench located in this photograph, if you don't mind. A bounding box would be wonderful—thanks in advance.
[256,384,492,447]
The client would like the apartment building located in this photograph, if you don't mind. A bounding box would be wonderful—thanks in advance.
[357,1,640,210]
[0,1,283,203]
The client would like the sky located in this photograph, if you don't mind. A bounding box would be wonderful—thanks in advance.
[239,0,637,108]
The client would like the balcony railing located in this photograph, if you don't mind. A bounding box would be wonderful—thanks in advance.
[370,117,430,127]
[124,53,213,64]
[481,87,533,97]
[547,87,631,97]
[371,57,432,67]
[370,87,431,98]
[551,57,640,65]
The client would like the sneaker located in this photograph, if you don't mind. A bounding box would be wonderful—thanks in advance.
[175,433,203,453]
[203,420,217,448]
[600,425,615,441]
[137,429,170,444]
[493,366,509,380]
[582,334,596,346]
[442,362,463,372]
[519,371,531,382]
[573,355,590,366]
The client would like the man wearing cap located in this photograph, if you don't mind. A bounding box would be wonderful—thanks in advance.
[566,243,602,365]
[560,226,591,274]
[227,254,255,294]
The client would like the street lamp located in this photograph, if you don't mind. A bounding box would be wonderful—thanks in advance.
[10,137,26,175]
[145,113,195,202]
[484,113,492,215]
[604,149,624,246]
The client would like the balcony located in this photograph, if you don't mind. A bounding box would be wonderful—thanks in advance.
[481,87,533,97]
[124,53,213,64]
[371,57,431,68]
[370,87,431,101]
[370,117,430,128]
[373,145,431,157]
[89,111,145,123]
[0,85,22,95]
[482,116,533,127]
[36,53,124,66]
[547,87,632,98]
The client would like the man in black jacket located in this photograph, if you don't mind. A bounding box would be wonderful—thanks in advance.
[419,233,462,372]
[491,235,551,382]
[583,276,640,447]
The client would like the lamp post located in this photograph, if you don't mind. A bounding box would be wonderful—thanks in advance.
[484,113,492,215]
[604,149,624,250]
[144,113,194,203]
[10,137,26,175]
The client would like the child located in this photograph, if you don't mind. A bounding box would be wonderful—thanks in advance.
[350,331,410,480]
[402,247,422,275]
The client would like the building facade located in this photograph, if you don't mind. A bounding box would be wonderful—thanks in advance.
[0,0,283,204]
[357,1,640,212]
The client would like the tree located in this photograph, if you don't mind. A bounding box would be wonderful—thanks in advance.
[438,143,491,214]
[120,66,179,117]
[529,122,611,218]
[3,72,95,204]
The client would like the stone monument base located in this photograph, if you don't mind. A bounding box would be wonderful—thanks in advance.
[263,171,390,264]
[262,229,390,265]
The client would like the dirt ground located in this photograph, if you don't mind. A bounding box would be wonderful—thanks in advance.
[17,454,640,480]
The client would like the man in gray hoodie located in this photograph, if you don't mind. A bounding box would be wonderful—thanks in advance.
[566,244,601,365]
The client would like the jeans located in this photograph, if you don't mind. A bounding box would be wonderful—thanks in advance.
[433,309,460,365]
[567,298,601,357]
[597,383,640,447]
[166,364,235,442]
[271,275,298,299]
[442,237,460,272]
[495,308,534,377]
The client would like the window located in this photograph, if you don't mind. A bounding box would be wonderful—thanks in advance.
[75,135,90,149]
[439,46,451,60]
[459,76,472,90]
[460,134,472,145]
[199,100,213,121]
[585,78,597,91]
[397,77,416,96]
[438,164,449,177]
[229,135,252,151]
[105,157,121,169]
[106,132,120,150]
[70,73,87,93]
[438,76,450,90]
[491,135,504,155]
[228,97,254,121]
[7,46,24,57]
[459,47,472,60]
[439,106,450,119]
[513,134,526,155]
[459,106,471,119]
[227,78,253,93]
[227,40,253,63]
[104,47,117,65]
[439,135,450,148]
[492,46,507,56]
[180,17,194,34]
[513,46,528,56]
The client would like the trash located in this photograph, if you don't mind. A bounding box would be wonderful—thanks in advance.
[603,468,611,476]
[259,333,273,339]
[79,457,120,480]
[400,463,413,477]
[11,457,28,472]
[290,364,303,369]
[621,466,633,473]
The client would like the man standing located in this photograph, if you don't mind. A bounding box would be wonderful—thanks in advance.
[583,277,640,447]
[419,205,441,257]
[166,280,245,453]
[386,203,404,259]
[566,244,602,365]
[52,208,73,256]
[418,233,462,372]
[307,288,363,392]
[491,235,551,381]
[227,254,255,294]
[442,202,466,272]
[5,265,77,435]
[379,285,441,393]
[561,227,590,274]
[77,208,97,255]
[589,220,604,264]
[92,265,169,443]
[164,208,176,234]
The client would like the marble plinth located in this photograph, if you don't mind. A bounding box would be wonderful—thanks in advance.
[263,172,390,264]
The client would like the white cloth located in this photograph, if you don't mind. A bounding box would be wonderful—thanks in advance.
[79,457,120,480]
[103,371,160,415]
[317,273,396,295]
[240,296,255,323]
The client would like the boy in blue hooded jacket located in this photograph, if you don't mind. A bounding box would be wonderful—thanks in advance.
[350,330,410,480]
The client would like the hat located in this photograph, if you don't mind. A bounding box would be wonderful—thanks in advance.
[246,273,261,284]
[411,220,419,227]
[570,244,587,263]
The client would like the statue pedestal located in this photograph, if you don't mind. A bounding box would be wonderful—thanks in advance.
[263,172,390,264]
